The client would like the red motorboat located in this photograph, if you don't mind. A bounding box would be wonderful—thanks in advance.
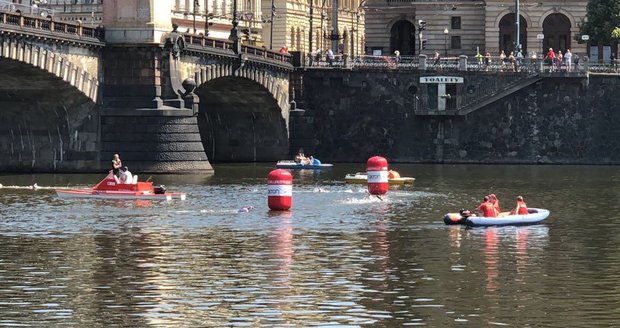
[56,171,186,200]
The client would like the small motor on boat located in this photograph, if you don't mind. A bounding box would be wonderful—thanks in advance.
[459,209,472,218]
[154,185,166,194]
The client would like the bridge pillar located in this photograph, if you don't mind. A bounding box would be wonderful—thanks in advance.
[100,0,213,172]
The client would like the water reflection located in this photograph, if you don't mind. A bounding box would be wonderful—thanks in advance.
[1,164,620,326]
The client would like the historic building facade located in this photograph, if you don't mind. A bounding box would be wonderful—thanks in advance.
[365,0,588,58]
[33,0,364,56]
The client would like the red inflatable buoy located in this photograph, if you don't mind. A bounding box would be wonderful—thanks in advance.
[268,169,293,211]
[367,156,389,195]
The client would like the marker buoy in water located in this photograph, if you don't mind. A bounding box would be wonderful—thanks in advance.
[268,169,293,211]
[367,156,388,195]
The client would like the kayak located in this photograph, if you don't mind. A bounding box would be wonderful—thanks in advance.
[56,171,186,200]
[443,208,550,227]
[344,172,415,185]
[276,160,333,170]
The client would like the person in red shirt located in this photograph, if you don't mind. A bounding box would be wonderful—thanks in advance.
[477,196,497,217]
[489,193,501,214]
[510,195,529,215]
[546,48,555,72]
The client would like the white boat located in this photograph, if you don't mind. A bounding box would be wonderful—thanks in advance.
[443,208,550,226]
[276,160,333,170]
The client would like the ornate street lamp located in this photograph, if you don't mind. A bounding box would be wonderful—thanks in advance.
[269,0,276,49]
[193,0,199,34]
[229,0,241,53]
[444,28,449,56]
[309,0,314,54]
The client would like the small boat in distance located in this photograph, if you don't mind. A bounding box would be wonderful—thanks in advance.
[276,160,333,170]
[444,208,550,227]
[344,171,415,185]
[56,171,186,200]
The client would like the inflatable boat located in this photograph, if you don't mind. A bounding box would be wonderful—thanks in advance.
[443,208,550,227]
[276,160,333,170]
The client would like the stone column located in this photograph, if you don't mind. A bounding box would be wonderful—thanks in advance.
[100,0,213,173]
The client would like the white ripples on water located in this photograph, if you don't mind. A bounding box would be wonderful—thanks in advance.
[1,164,620,326]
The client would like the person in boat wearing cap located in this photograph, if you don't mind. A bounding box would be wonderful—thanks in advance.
[488,193,501,214]
[477,195,497,218]
[510,195,529,215]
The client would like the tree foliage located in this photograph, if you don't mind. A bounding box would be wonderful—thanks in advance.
[580,0,620,43]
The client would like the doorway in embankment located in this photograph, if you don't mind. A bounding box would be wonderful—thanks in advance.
[195,76,289,163]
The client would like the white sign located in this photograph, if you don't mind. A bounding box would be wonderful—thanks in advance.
[582,35,590,41]
[536,33,544,40]
[420,76,464,84]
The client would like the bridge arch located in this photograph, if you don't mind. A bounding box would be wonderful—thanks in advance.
[195,76,288,162]
[0,32,100,102]
[175,53,292,162]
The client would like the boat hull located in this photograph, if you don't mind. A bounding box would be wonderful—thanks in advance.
[56,189,186,200]
[276,161,333,170]
[444,208,550,226]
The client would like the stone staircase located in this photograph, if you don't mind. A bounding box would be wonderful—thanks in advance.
[414,73,542,116]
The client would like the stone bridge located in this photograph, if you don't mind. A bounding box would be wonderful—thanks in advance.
[0,7,293,173]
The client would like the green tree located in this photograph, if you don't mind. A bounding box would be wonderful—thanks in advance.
[580,0,620,44]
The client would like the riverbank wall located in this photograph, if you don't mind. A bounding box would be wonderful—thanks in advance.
[292,70,620,164]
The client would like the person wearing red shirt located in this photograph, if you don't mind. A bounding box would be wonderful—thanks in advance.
[489,193,501,214]
[510,195,529,215]
[477,196,497,217]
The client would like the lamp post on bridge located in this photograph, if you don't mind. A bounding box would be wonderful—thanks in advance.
[229,0,241,53]
[269,0,276,49]
[193,0,199,34]
[309,0,314,56]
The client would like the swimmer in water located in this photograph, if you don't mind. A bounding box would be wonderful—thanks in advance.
[238,206,255,213]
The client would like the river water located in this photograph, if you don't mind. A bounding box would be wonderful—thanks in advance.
[1,163,620,327]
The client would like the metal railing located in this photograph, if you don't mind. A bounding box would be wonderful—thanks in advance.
[305,53,620,74]
[181,33,292,64]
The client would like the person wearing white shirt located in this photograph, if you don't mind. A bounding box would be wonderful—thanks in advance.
[119,166,133,184]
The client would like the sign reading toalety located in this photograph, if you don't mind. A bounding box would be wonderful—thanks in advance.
[420,76,464,84]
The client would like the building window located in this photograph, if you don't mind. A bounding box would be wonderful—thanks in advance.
[451,36,461,49]
[451,16,461,30]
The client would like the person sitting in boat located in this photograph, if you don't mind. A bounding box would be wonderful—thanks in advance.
[310,156,321,165]
[477,196,497,217]
[112,154,122,178]
[510,195,529,215]
[388,170,400,179]
[488,193,501,213]
[119,166,134,184]
[294,148,311,165]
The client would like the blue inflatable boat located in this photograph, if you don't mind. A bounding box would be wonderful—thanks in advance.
[444,208,550,227]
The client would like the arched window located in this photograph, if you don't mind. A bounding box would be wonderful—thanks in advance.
[390,20,416,55]
[543,13,571,53]
[498,14,527,54]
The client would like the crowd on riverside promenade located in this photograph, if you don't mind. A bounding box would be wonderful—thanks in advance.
[307,48,620,73]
